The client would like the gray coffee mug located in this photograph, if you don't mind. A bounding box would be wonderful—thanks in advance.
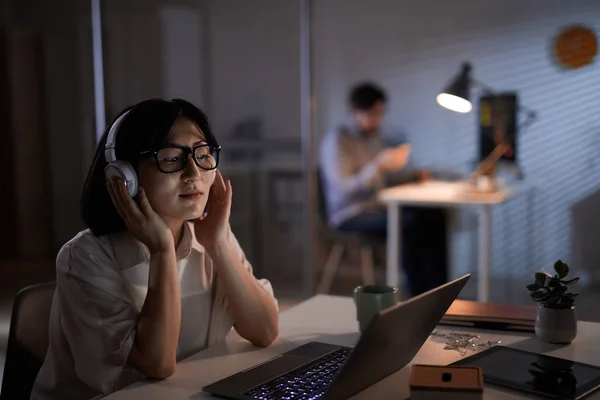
[353,284,399,333]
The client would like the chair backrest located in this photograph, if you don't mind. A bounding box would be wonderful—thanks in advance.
[1,281,56,400]
[316,168,329,225]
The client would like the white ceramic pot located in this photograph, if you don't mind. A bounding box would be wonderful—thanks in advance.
[535,305,577,344]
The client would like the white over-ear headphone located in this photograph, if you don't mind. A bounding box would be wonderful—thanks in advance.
[104,110,139,197]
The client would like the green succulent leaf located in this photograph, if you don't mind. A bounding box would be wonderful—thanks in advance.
[548,278,561,288]
[562,277,580,285]
[526,283,542,291]
[546,294,560,305]
[559,297,574,306]
[556,285,568,294]
[535,272,547,286]
[532,291,550,301]
[554,260,569,279]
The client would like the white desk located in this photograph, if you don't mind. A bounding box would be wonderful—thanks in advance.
[106,295,600,399]
[378,180,515,302]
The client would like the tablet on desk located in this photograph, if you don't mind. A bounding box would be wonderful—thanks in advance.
[451,346,600,399]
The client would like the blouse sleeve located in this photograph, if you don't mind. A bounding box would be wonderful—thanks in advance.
[55,239,143,395]
[205,226,278,345]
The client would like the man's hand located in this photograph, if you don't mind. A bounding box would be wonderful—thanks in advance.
[376,144,411,173]
[415,169,432,182]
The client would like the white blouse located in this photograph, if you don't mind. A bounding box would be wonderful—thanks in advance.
[31,222,277,399]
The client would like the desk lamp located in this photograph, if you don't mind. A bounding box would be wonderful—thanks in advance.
[437,62,537,190]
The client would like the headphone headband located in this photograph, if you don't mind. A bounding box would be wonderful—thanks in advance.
[104,109,132,163]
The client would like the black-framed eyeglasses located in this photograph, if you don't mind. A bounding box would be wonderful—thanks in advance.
[140,144,221,173]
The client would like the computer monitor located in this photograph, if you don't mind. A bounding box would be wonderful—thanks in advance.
[478,92,518,166]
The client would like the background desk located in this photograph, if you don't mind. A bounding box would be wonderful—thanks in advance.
[378,180,515,302]
[106,295,600,399]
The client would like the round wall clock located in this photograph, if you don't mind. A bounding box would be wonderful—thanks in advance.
[552,25,598,70]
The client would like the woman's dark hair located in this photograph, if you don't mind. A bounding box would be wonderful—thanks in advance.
[81,98,219,236]
[349,82,387,111]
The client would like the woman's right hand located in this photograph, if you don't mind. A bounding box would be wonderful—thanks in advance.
[106,178,174,254]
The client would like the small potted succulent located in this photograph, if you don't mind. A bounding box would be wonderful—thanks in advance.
[526,260,579,344]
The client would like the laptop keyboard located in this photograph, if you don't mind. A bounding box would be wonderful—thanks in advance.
[244,347,352,400]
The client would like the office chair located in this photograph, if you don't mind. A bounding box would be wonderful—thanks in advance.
[1,281,56,400]
[316,169,377,294]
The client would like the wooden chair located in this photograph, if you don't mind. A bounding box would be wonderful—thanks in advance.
[316,170,378,294]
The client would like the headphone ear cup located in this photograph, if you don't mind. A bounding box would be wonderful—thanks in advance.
[105,160,139,197]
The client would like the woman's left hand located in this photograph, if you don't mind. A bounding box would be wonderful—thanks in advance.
[194,170,232,250]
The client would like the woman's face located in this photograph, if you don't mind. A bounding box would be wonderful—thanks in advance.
[137,117,215,226]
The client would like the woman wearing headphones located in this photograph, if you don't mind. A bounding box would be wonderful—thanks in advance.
[31,99,279,399]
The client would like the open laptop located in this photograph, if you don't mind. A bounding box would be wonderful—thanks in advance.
[203,274,471,400]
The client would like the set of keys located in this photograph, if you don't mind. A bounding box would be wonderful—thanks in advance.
[430,331,502,356]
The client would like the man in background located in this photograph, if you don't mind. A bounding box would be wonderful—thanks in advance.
[319,82,447,296]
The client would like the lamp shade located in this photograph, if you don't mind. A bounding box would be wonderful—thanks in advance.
[437,62,473,113]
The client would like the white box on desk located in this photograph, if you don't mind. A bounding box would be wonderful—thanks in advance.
[409,364,483,400]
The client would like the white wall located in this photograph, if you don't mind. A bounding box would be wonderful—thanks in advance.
[205,0,304,289]
[103,0,172,114]
[103,0,301,144]
[313,0,600,301]
[206,0,301,146]
[160,4,207,108]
